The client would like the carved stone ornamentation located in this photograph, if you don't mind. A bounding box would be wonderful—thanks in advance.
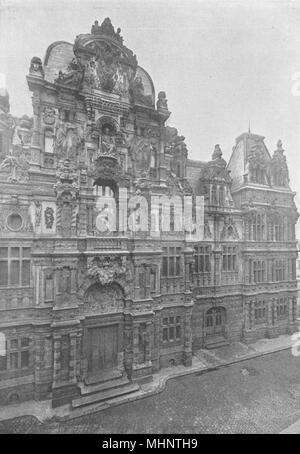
[55,57,84,88]
[220,217,239,240]
[54,121,83,161]
[246,143,268,184]
[157,91,169,111]
[269,140,289,187]
[87,256,127,286]
[44,207,54,229]
[164,126,187,156]
[0,146,30,182]
[34,201,42,227]
[82,31,136,94]
[129,76,154,107]
[91,18,124,44]
[84,282,124,314]
[43,107,56,125]
[29,56,44,77]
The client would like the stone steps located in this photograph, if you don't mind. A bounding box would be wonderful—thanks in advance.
[72,382,140,409]
[84,369,123,386]
[79,375,130,396]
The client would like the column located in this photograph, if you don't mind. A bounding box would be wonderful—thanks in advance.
[267,299,273,328]
[244,301,251,330]
[30,92,41,168]
[78,199,87,235]
[293,296,298,322]
[249,300,255,329]
[272,298,277,326]
[69,333,77,384]
[71,203,78,236]
[132,323,140,367]
[183,301,193,366]
[145,321,152,363]
[52,334,61,387]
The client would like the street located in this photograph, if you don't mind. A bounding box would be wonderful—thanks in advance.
[1,349,300,434]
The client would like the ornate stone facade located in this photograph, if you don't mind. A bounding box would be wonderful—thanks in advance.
[0,19,298,407]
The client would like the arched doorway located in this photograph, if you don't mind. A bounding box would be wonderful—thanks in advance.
[205,307,226,337]
[83,283,125,382]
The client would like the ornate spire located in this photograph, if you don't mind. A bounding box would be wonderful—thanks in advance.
[91,18,123,44]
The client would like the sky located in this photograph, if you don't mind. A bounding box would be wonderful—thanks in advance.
[1,0,300,225]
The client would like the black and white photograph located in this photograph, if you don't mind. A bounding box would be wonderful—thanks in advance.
[0,0,300,437]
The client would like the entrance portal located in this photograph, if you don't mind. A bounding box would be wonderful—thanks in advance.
[87,325,119,375]
[205,307,226,336]
[83,282,125,382]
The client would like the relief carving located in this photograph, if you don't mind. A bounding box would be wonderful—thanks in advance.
[84,282,124,314]
[87,255,127,286]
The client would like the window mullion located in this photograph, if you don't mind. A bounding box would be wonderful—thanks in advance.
[8,247,11,286]
[20,247,23,286]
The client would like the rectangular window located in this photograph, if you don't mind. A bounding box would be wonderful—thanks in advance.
[162,247,181,278]
[254,301,267,324]
[194,246,210,273]
[253,260,266,283]
[248,214,264,241]
[0,247,31,287]
[277,298,288,318]
[139,270,146,298]
[275,259,286,282]
[150,270,156,292]
[274,218,284,241]
[162,316,182,343]
[222,247,237,272]
[5,337,31,371]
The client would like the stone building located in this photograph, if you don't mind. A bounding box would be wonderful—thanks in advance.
[0,18,298,407]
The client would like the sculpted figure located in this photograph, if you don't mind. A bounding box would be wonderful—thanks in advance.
[157,91,168,110]
[54,122,82,160]
[129,77,153,107]
[100,128,116,156]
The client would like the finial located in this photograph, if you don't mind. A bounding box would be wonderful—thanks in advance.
[212,144,222,160]
[248,120,251,134]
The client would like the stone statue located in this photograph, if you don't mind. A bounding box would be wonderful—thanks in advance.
[100,128,116,156]
[129,77,153,107]
[29,56,43,76]
[157,91,168,110]
[0,146,29,182]
[91,18,124,44]
[54,122,83,160]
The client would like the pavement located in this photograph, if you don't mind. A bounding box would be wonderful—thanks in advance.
[0,332,295,426]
